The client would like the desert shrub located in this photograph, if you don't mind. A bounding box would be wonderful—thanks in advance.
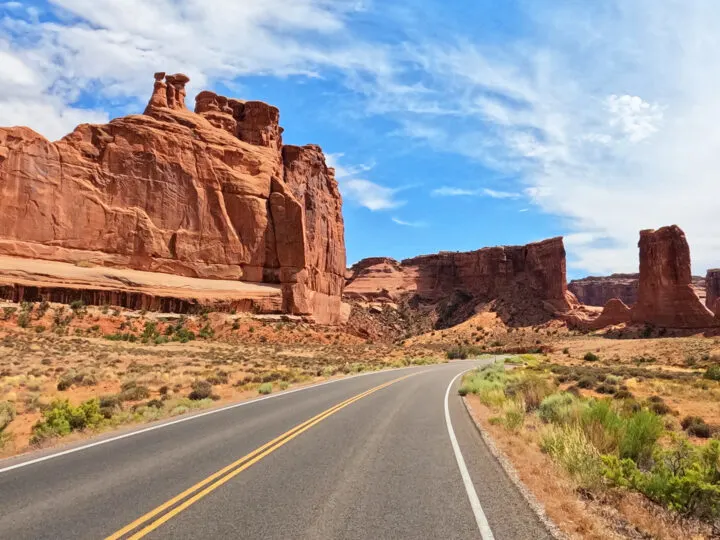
[141,321,159,341]
[682,416,712,438]
[504,374,555,410]
[540,424,602,488]
[501,399,525,432]
[98,395,122,418]
[172,327,196,343]
[577,376,596,389]
[258,383,273,395]
[0,401,16,432]
[580,399,624,454]
[198,324,215,340]
[206,372,229,385]
[31,399,103,443]
[56,370,97,391]
[704,365,720,381]
[2,306,16,320]
[69,300,85,312]
[188,380,213,400]
[538,392,579,424]
[603,438,720,522]
[158,385,169,396]
[119,381,150,402]
[460,365,508,407]
[447,345,469,360]
[613,389,634,400]
[647,396,673,416]
[620,409,664,465]
[595,382,617,395]
[17,311,31,328]
[145,399,164,409]
[583,352,600,362]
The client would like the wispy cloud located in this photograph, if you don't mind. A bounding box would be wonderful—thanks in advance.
[431,186,521,199]
[392,217,426,227]
[343,179,404,211]
[326,153,404,211]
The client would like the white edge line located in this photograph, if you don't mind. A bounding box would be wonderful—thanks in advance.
[0,359,478,474]
[445,369,495,540]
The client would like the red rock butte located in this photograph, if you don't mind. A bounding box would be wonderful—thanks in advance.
[345,237,578,326]
[569,225,719,330]
[0,72,347,323]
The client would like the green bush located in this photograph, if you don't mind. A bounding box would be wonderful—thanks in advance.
[17,311,31,328]
[704,365,720,381]
[538,392,578,424]
[603,439,720,521]
[172,327,196,343]
[580,399,624,454]
[583,352,600,362]
[619,409,664,465]
[501,399,525,432]
[647,396,673,416]
[198,323,215,340]
[31,399,103,444]
[258,383,273,395]
[540,424,602,488]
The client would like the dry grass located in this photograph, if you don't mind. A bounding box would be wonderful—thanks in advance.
[0,300,443,456]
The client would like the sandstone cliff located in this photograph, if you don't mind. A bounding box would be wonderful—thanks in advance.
[568,274,639,306]
[345,237,576,327]
[0,73,346,323]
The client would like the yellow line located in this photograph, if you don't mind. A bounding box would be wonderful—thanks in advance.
[106,373,414,540]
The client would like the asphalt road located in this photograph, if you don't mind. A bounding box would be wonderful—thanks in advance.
[0,361,551,540]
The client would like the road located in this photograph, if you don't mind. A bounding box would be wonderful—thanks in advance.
[0,361,551,540]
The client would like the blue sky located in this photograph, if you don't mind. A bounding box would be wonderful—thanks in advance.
[3,0,720,278]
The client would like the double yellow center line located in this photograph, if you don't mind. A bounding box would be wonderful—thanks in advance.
[106,372,416,539]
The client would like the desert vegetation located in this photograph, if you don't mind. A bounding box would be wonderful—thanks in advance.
[461,356,720,538]
[0,300,444,456]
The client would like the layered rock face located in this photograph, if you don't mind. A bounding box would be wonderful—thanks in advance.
[569,273,706,307]
[705,269,720,315]
[630,226,716,328]
[345,237,576,325]
[568,274,639,306]
[0,73,346,323]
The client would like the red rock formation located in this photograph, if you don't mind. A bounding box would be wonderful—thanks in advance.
[706,269,720,315]
[0,73,346,323]
[568,274,639,306]
[569,273,706,307]
[345,237,576,325]
[565,298,632,330]
[630,226,716,328]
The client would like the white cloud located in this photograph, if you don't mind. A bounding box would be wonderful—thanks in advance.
[392,217,426,227]
[357,1,720,275]
[326,153,403,211]
[343,179,404,211]
[0,0,392,138]
[606,94,663,143]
